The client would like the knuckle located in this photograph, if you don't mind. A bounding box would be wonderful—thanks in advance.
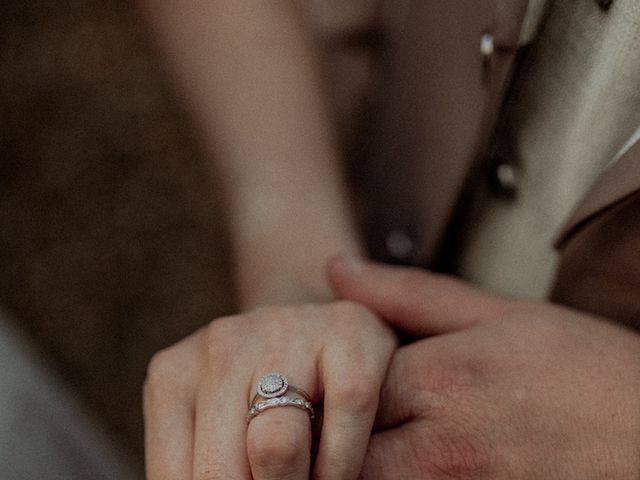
[334,375,380,410]
[248,305,306,336]
[204,314,239,344]
[203,316,242,374]
[330,300,388,336]
[144,348,180,396]
[335,301,384,332]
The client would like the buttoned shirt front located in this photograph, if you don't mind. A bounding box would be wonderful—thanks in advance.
[307,0,640,327]
[457,0,640,298]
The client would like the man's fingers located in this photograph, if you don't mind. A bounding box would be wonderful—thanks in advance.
[360,421,490,480]
[358,426,433,480]
[363,395,495,480]
[327,255,517,336]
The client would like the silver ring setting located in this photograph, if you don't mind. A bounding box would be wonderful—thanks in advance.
[246,396,314,423]
[256,373,289,398]
[247,373,314,424]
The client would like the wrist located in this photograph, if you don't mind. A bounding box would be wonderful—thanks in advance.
[230,213,362,310]
[236,274,334,310]
[233,242,360,310]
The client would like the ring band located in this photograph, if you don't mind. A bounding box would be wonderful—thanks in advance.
[246,396,315,423]
[247,373,314,424]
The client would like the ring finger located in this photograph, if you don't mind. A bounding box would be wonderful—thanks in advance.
[247,366,317,480]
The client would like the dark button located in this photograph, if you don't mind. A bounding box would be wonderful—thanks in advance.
[480,33,494,59]
[489,162,520,197]
[595,0,613,11]
[385,230,415,260]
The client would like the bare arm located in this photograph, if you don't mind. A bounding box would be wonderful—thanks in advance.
[139,0,362,308]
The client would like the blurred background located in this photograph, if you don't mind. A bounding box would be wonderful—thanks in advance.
[0,0,236,475]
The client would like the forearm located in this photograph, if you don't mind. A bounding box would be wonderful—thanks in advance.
[140,0,362,307]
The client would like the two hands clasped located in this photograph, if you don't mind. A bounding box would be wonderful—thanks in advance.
[144,257,640,479]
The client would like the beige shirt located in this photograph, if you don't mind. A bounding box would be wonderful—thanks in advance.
[457,0,640,299]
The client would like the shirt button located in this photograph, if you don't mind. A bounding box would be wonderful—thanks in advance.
[491,162,520,196]
[480,33,495,58]
[385,230,415,260]
[595,0,613,11]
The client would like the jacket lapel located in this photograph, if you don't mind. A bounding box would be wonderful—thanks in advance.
[555,139,640,249]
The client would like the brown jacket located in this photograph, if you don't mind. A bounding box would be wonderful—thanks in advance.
[336,0,640,330]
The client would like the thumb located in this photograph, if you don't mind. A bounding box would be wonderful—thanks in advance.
[327,255,518,336]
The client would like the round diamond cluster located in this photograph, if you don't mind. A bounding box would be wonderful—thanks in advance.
[257,373,288,398]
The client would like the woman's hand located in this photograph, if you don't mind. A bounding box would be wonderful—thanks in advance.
[143,301,397,480]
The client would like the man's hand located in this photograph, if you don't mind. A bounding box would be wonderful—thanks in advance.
[328,256,640,479]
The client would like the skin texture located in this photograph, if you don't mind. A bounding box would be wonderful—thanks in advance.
[138,2,640,477]
[139,0,362,308]
[327,256,640,479]
[143,254,640,479]
[143,301,396,480]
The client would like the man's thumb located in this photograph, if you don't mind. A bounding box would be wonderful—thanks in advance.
[327,255,517,337]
